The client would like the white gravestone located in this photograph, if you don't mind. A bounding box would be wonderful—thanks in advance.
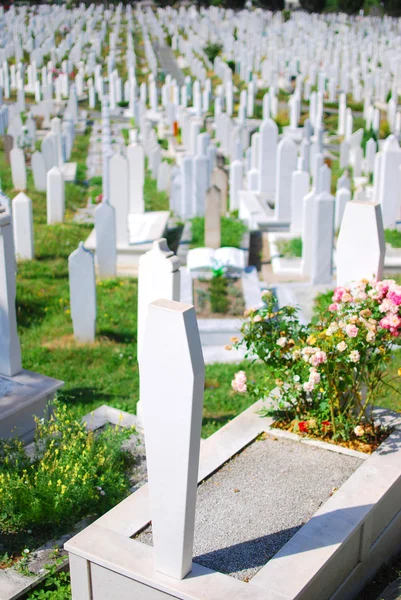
[127,143,145,214]
[68,242,96,343]
[335,187,351,231]
[310,191,335,285]
[0,208,22,376]
[46,166,65,224]
[377,135,401,229]
[337,202,385,286]
[290,168,310,234]
[137,238,180,362]
[205,186,221,249]
[258,118,278,199]
[229,160,243,212]
[10,147,26,191]
[12,192,34,260]
[31,150,46,192]
[95,201,117,279]
[275,137,297,221]
[109,153,129,245]
[139,298,204,579]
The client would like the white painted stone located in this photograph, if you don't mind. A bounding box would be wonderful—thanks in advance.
[181,156,194,219]
[365,138,377,175]
[109,153,129,245]
[337,202,385,286]
[335,187,351,231]
[95,201,116,279]
[127,143,145,215]
[310,191,335,285]
[139,298,204,580]
[68,242,96,343]
[137,238,180,360]
[157,161,171,193]
[229,160,243,212]
[205,186,221,249]
[275,137,297,221]
[31,151,46,192]
[12,192,34,260]
[187,247,216,271]
[301,189,316,276]
[258,119,278,198]
[46,166,65,224]
[193,155,209,217]
[290,169,310,234]
[340,140,350,169]
[211,167,228,215]
[0,209,22,376]
[377,135,401,228]
[10,148,26,191]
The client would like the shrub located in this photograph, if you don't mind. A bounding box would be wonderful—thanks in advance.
[203,42,223,64]
[209,274,230,313]
[233,280,401,442]
[299,0,325,12]
[0,403,135,537]
[276,237,302,258]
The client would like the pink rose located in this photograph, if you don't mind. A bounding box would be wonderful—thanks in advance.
[329,303,339,312]
[333,286,349,302]
[303,381,314,393]
[310,350,327,367]
[345,324,358,338]
[387,285,401,306]
[232,371,247,393]
[379,298,399,315]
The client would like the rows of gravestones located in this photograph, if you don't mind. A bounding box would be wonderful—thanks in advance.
[0,5,400,598]
[2,1,401,356]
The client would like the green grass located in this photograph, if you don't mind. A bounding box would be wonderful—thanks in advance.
[276,237,302,258]
[385,229,401,248]
[190,215,248,249]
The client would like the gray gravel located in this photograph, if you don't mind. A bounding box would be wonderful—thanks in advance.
[137,434,362,581]
[0,376,22,399]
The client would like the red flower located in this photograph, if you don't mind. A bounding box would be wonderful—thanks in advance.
[298,421,308,433]
[322,420,331,429]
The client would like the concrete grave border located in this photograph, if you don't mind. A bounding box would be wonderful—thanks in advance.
[66,398,401,600]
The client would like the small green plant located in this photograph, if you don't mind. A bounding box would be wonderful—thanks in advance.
[209,268,230,314]
[0,403,135,540]
[276,237,302,258]
[203,42,223,64]
[27,558,70,599]
[117,101,129,108]
[385,229,401,248]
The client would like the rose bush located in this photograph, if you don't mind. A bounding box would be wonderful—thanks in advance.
[231,279,401,443]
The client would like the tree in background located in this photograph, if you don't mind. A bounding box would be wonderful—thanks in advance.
[338,0,364,12]
[383,0,401,16]
[256,0,285,9]
[299,0,326,12]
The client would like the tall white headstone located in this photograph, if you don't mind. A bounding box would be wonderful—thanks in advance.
[109,153,129,245]
[46,166,65,224]
[275,137,297,221]
[68,242,96,343]
[0,208,22,376]
[137,238,181,360]
[139,298,204,579]
[337,202,385,286]
[310,191,335,284]
[12,192,34,260]
[10,148,26,191]
[258,119,278,198]
[127,143,145,214]
[95,201,117,279]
